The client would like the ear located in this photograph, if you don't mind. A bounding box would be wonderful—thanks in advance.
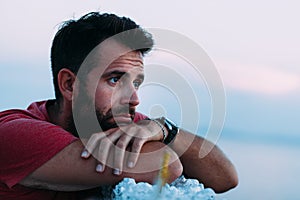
[57,68,76,102]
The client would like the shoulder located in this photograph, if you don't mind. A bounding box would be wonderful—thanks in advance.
[0,101,76,143]
[0,100,77,153]
[0,100,49,123]
[0,101,78,188]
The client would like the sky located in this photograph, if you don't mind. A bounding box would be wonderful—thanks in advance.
[1,0,300,199]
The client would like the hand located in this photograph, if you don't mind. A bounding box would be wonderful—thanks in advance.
[80,119,164,175]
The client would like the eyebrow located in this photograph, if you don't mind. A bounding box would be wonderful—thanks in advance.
[102,70,125,78]
[102,70,144,80]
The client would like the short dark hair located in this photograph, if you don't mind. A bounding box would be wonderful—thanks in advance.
[50,12,154,100]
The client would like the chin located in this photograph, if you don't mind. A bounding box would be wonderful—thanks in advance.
[99,121,118,131]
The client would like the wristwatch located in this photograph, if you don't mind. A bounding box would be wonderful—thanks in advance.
[162,117,179,145]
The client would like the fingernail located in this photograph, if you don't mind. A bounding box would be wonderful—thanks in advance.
[81,150,88,158]
[113,168,121,175]
[128,161,134,168]
[96,164,103,172]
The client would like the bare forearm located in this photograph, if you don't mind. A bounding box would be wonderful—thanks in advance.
[169,130,238,193]
[20,141,182,191]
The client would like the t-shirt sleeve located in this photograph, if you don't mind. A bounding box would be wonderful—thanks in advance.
[0,116,78,188]
[133,112,149,122]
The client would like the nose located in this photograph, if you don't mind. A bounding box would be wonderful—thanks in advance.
[120,85,140,107]
[129,90,140,106]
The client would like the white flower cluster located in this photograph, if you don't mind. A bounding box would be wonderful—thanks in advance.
[113,175,216,200]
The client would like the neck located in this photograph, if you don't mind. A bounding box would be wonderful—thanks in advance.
[47,99,78,137]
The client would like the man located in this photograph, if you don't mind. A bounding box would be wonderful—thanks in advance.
[0,12,238,199]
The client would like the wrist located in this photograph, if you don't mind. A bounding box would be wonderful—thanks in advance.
[149,118,168,142]
[149,117,179,145]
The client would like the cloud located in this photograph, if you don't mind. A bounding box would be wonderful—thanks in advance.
[217,62,300,96]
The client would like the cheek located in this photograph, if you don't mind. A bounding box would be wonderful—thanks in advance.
[94,86,114,113]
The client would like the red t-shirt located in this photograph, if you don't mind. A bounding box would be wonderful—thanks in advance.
[0,100,147,199]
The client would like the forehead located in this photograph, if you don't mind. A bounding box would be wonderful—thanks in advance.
[104,51,144,72]
[82,40,145,84]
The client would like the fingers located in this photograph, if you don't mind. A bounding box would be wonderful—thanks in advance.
[114,126,147,171]
[80,123,160,175]
[95,130,123,173]
[81,128,117,159]
[92,127,145,175]
[81,133,106,159]
[80,128,121,173]
[127,137,144,168]
[95,137,113,173]
[113,133,134,175]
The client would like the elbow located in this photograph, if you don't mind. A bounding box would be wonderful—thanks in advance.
[228,169,239,190]
[214,166,239,193]
[224,164,239,192]
[218,178,238,194]
[215,176,238,193]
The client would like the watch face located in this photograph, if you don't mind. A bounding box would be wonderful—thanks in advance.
[165,120,173,130]
[163,117,179,145]
[164,118,178,133]
[166,118,177,126]
[165,118,176,126]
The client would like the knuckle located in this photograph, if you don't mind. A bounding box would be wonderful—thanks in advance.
[89,132,98,139]
[132,140,143,152]
[102,136,113,144]
[116,140,126,149]
[91,132,104,139]
[133,132,143,140]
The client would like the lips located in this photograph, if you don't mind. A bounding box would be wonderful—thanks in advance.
[113,114,133,124]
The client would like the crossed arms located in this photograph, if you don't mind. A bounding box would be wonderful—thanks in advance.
[20,119,238,193]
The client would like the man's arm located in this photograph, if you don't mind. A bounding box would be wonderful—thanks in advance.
[19,140,183,191]
[80,119,238,193]
[169,129,238,193]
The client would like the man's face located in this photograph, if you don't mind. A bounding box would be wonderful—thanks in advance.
[94,50,144,130]
[73,46,144,133]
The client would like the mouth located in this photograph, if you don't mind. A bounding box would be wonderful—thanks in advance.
[112,114,133,125]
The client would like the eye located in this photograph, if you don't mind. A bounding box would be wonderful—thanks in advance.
[133,80,142,89]
[108,76,120,85]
